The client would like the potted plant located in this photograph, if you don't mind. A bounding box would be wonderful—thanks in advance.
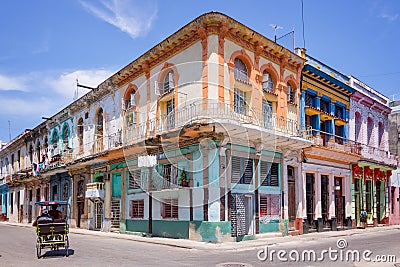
[179,169,189,187]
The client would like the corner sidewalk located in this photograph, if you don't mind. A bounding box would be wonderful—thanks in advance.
[2,221,399,251]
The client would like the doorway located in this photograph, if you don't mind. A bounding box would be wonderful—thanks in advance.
[306,173,315,228]
[334,177,345,228]
[376,180,381,223]
[28,205,32,223]
[288,166,296,229]
[230,194,254,237]
[321,175,329,228]
[354,178,362,227]
[77,201,84,228]
[94,200,103,230]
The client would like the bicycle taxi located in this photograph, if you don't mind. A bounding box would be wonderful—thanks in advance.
[34,201,70,258]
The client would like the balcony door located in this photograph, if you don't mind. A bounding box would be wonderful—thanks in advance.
[166,99,175,129]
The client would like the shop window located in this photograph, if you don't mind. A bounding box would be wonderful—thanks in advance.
[262,71,274,92]
[130,199,144,219]
[234,58,248,83]
[161,198,178,219]
[128,169,141,190]
[231,156,253,184]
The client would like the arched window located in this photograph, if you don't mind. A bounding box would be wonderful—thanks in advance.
[62,126,69,149]
[63,182,69,201]
[367,117,374,145]
[95,108,104,152]
[96,108,104,138]
[29,144,33,164]
[77,118,84,148]
[124,88,136,110]
[262,71,274,93]
[234,58,248,83]
[163,70,174,94]
[355,112,362,142]
[36,141,41,163]
[378,122,384,147]
[52,131,58,148]
[287,83,296,103]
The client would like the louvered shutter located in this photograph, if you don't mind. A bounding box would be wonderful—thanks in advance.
[231,156,241,184]
[128,169,141,190]
[260,161,269,186]
[243,159,253,184]
[270,163,279,186]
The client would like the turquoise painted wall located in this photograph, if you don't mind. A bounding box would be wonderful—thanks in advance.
[152,220,189,239]
[190,221,231,242]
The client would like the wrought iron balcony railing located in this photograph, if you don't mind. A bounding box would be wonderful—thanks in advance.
[124,101,311,145]
[309,129,362,155]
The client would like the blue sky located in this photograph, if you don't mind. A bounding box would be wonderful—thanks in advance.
[0,0,399,142]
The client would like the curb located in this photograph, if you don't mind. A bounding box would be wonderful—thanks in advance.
[2,221,399,251]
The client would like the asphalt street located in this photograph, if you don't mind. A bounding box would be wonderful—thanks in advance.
[1,224,400,267]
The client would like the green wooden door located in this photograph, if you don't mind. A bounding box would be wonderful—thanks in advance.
[112,173,122,197]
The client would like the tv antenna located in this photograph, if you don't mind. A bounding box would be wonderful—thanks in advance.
[270,24,283,42]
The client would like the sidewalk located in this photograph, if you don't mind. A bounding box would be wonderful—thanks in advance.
[3,221,399,251]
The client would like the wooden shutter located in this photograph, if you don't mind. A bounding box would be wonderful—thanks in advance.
[231,156,241,184]
[260,161,269,186]
[243,159,253,184]
[128,169,141,190]
[270,163,279,186]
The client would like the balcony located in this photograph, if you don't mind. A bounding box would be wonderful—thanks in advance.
[124,101,311,145]
[85,182,105,199]
[360,145,397,167]
[304,129,362,165]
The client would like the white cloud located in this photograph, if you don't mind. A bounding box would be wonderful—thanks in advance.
[45,69,115,100]
[0,96,56,116]
[380,13,399,21]
[79,0,157,39]
[0,74,29,91]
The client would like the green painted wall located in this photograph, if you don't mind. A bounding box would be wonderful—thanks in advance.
[189,221,231,242]
[152,220,190,239]
[259,219,287,235]
[126,219,149,233]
